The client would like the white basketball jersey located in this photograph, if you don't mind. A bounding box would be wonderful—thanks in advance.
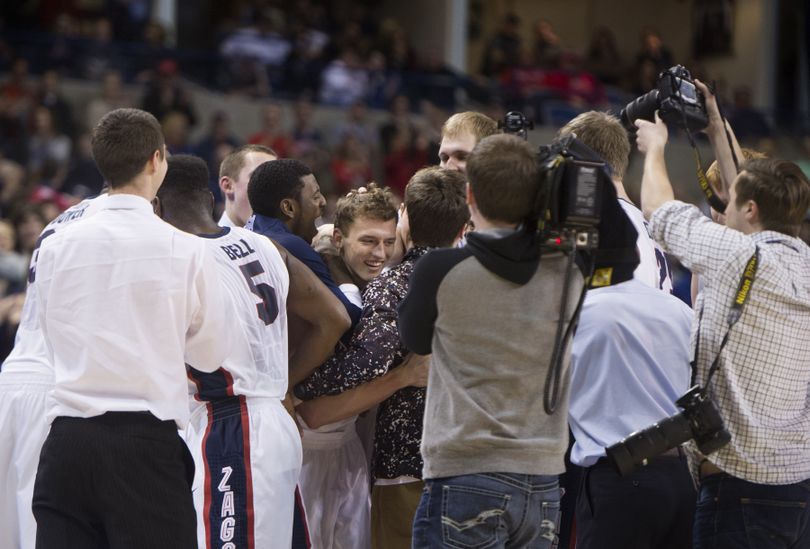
[189,227,290,400]
[2,196,108,375]
[619,199,673,293]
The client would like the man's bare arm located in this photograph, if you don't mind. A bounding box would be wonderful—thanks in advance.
[696,79,744,202]
[636,112,675,219]
[296,354,428,429]
[272,241,351,385]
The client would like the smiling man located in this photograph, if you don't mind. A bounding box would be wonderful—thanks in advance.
[247,159,362,333]
[292,183,398,549]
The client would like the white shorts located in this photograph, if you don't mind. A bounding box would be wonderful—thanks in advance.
[0,371,52,549]
[185,396,302,549]
[297,416,371,549]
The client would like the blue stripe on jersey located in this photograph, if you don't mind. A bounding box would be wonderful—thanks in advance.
[189,367,233,401]
[203,397,253,548]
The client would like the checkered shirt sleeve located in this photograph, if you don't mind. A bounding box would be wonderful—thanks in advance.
[651,201,810,485]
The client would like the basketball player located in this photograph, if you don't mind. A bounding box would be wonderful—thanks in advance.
[559,111,673,292]
[157,155,350,548]
[218,144,278,228]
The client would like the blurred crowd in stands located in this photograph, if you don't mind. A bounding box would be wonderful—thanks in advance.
[0,0,807,357]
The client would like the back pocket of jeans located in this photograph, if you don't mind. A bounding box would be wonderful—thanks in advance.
[741,497,807,547]
[441,485,510,549]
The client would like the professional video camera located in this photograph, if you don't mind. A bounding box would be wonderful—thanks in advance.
[620,65,708,133]
[500,111,638,262]
[500,112,641,414]
[605,386,731,476]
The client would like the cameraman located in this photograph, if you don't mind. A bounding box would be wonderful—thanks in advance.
[399,134,583,548]
[636,101,810,548]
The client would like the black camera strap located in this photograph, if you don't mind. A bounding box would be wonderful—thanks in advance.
[543,241,591,415]
[690,246,759,388]
[673,78,733,213]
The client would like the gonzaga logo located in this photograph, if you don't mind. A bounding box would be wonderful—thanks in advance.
[218,466,237,549]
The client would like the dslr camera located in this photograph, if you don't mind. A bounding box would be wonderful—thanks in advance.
[606,385,731,476]
[620,65,708,133]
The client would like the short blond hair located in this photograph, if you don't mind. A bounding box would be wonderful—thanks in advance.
[705,148,767,191]
[559,111,629,180]
[441,111,499,144]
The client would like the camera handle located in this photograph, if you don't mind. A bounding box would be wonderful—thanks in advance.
[543,242,593,414]
[691,247,759,389]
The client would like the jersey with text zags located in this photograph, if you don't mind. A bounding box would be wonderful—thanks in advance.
[2,195,108,375]
[619,199,673,293]
[188,227,290,400]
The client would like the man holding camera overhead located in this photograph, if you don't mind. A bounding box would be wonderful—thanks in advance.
[636,79,810,548]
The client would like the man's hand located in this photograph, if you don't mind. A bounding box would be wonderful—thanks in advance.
[695,79,723,133]
[635,111,669,155]
[396,353,429,388]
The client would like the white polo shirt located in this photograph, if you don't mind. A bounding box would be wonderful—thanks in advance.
[34,194,235,428]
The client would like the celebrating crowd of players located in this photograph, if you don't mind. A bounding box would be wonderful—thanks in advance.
[1,72,810,549]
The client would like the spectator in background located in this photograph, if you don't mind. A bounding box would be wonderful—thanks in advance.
[410,50,458,112]
[132,21,172,83]
[28,106,71,185]
[0,220,27,297]
[35,69,75,139]
[291,96,329,179]
[634,29,674,90]
[63,133,104,199]
[77,18,122,81]
[333,100,380,154]
[85,70,133,131]
[0,58,33,118]
[319,48,369,107]
[194,110,241,188]
[585,26,624,87]
[219,13,291,94]
[142,59,197,127]
[532,19,563,69]
[366,50,403,110]
[379,95,415,155]
[0,96,30,166]
[248,102,293,158]
[331,134,373,194]
[728,86,772,145]
[45,13,80,75]
[481,12,523,77]
[284,12,330,97]
[11,204,47,260]
[161,111,193,155]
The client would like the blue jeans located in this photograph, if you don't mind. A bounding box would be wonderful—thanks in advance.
[694,473,810,549]
[412,473,560,549]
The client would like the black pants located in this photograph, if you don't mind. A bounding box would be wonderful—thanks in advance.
[33,412,197,549]
[576,456,696,549]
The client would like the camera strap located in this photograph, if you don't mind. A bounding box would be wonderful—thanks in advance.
[674,79,732,213]
[690,246,760,387]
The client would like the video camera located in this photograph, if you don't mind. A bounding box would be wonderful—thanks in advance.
[620,65,708,133]
[500,112,639,283]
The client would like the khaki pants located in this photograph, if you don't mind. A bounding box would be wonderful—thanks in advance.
[371,481,424,549]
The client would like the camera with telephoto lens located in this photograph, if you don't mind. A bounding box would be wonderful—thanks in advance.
[620,65,709,133]
[605,385,731,476]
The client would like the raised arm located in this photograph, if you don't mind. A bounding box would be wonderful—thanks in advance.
[273,241,351,385]
[695,78,744,202]
[636,112,675,219]
[296,353,428,429]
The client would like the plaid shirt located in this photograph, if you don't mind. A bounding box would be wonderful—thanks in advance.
[651,201,810,484]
